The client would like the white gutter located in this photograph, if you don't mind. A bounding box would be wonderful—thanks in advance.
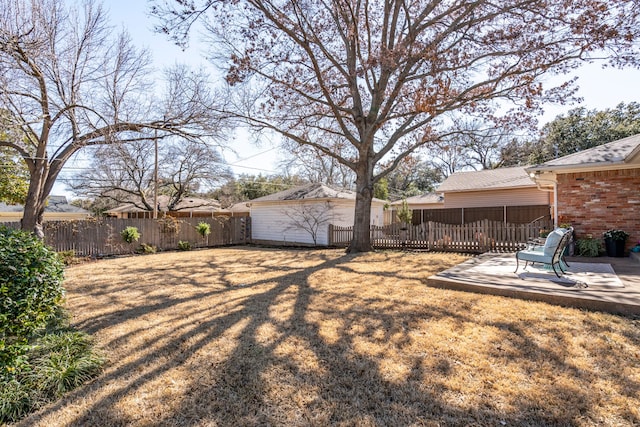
[530,173,558,227]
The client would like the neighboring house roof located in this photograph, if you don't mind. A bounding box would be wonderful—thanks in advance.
[436,166,535,193]
[0,196,89,214]
[249,182,387,204]
[390,193,444,206]
[527,133,640,173]
[106,195,221,214]
[227,202,251,213]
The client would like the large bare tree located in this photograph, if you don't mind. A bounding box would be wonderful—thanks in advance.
[279,141,356,189]
[0,0,222,237]
[153,0,640,252]
[70,138,231,212]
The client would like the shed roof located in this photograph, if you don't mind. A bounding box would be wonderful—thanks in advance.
[249,182,386,204]
[527,133,640,173]
[436,166,535,193]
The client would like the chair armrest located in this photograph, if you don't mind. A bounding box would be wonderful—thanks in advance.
[526,238,545,250]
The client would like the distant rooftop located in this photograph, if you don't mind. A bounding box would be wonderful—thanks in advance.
[390,193,443,205]
[437,166,535,193]
[249,182,386,203]
[0,196,89,214]
[106,195,221,213]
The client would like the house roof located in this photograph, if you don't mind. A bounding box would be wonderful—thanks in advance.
[106,195,221,214]
[436,166,535,193]
[527,133,640,173]
[219,202,251,213]
[390,193,444,205]
[0,196,89,214]
[249,182,386,204]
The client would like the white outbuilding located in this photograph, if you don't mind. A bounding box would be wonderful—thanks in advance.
[248,183,387,246]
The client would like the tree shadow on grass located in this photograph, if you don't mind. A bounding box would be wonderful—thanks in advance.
[16,248,640,426]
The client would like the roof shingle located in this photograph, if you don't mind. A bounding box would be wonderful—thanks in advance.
[249,182,386,203]
[436,166,535,193]
[528,133,640,172]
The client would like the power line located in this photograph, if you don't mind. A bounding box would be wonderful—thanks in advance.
[228,147,278,165]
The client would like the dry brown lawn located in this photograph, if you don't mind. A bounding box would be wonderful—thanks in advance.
[15,247,640,427]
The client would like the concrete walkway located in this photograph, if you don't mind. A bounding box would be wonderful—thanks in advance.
[427,252,640,316]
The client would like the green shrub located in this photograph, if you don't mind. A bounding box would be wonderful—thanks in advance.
[0,226,65,340]
[196,222,211,238]
[120,226,140,244]
[136,243,157,254]
[576,237,602,257]
[397,199,412,225]
[177,240,192,251]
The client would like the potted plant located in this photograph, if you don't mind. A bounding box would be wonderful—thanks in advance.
[603,229,629,257]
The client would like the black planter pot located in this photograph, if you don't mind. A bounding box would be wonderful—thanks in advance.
[604,238,626,257]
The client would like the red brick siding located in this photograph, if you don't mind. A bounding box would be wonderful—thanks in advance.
[556,168,640,253]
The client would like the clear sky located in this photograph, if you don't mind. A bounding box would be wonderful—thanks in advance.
[54,1,640,196]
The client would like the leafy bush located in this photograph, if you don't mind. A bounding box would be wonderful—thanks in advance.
[136,243,157,254]
[397,199,412,225]
[120,226,140,244]
[576,237,602,257]
[0,226,64,340]
[196,222,211,238]
[0,228,102,423]
[177,240,192,251]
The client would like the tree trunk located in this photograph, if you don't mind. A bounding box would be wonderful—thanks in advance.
[347,167,374,253]
[21,185,46,239]
[20,161,51,239]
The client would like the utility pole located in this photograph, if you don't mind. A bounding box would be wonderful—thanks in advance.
[153,128,158,219]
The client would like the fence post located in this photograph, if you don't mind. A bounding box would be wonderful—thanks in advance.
[328,224,334,246]
[482,219,489,252]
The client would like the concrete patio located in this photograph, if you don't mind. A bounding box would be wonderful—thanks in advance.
[427,252,640,316]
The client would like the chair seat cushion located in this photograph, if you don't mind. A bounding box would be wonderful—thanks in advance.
[516,250,553,264]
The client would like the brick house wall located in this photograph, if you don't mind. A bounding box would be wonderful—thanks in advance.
[556,168,640,253]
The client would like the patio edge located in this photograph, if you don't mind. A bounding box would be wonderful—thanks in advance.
[426,275,640,316]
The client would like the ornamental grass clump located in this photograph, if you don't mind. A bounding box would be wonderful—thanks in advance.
[196,222,211,238]
[120,226,140,244]
[196,222,211,247]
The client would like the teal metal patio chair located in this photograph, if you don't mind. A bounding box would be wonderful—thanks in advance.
[515,227,573,278]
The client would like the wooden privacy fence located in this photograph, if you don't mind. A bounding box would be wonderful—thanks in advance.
[329,219,553,252]
[388,204,551,225]
[0,217,250,257]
